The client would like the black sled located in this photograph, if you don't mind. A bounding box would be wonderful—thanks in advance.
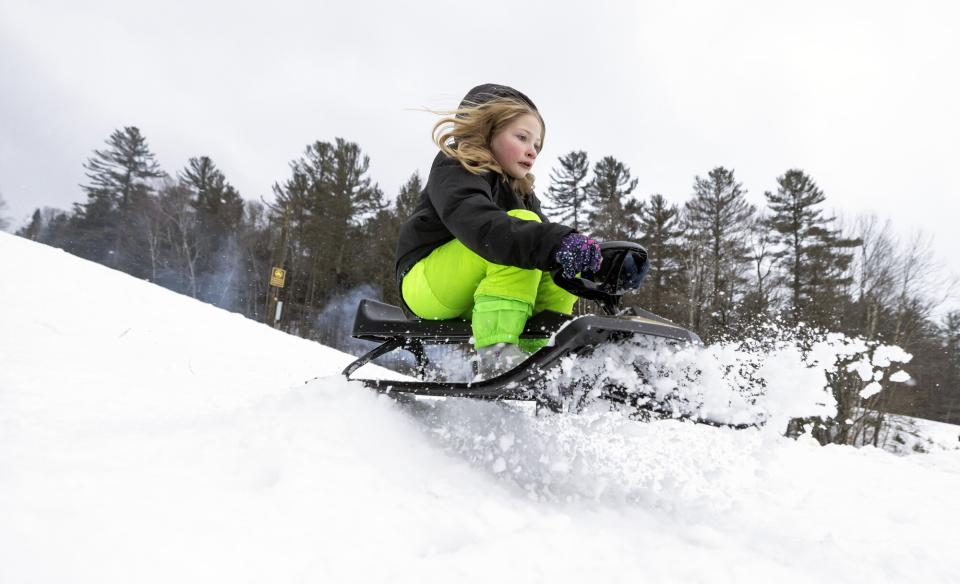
[343,242,705,418]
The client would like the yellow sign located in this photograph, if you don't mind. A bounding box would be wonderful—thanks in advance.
[270,267,286,288]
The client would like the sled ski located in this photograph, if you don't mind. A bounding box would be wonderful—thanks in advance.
[340,242,728,420]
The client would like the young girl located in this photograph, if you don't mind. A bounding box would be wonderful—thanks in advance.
[395,83,602,376]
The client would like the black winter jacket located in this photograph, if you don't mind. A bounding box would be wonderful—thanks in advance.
[395,151,574,287]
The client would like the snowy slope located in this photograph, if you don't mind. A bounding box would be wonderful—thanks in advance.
[2,231,959,584]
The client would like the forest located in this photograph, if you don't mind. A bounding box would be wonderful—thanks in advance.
[8,126,960,438]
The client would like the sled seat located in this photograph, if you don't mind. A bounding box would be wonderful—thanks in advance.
[352,299,572,344]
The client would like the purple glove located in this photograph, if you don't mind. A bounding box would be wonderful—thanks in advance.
[555,233,602,279]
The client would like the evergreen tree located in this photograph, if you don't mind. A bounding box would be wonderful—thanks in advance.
[178,156,245,305]
[765,169,860,328]
[82,127,164,207]
[394,172,423,221]
[684,166,755,337]
[330,137,386,223]
[585,156,642,240]
[543,151,590,230]
[358,172,425,306]
[179,156,244,236]
[271,138,385,332]
[0,191,10,231]
[635,193,683,317]
[942,312,960,423]
[74,127,165,267]
[19,209,43,240]
[17,207,71,246]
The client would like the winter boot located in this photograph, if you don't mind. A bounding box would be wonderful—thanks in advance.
[475,342,528,378]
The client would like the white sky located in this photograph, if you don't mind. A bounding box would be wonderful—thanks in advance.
[1,0,958,305]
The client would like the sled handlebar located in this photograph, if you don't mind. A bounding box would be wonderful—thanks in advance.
[551,241,649,315]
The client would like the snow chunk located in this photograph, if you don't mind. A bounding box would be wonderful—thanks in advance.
[872,345,913,368]
[889,370,911,383]
[860,381,883,399]
[846,359,874,382]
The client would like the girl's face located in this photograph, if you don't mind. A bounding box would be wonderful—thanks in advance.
[490,113,542,179]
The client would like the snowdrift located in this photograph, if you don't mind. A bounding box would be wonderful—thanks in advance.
[2,231,959,584]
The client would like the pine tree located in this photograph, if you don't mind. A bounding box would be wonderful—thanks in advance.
[179,156,244,236]
[330,138,386,222]
[394,172,423,221]
[635,194,683,317]
[543,151,590,230]
[271,138,385,332]
[359,172,425,305]
[585,156,642,240]
[16,207,70,246]
[942,312,960,423]
[178,156,246,305]
[765,169,860,328]
[74,127,165,267]
[82,127,163,207]
[19,209,42,239]
[684,166,755,337]
[0,191,10,231]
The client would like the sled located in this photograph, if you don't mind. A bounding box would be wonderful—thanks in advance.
[341,242,713,418]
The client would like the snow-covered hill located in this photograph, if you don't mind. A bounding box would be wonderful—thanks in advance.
[2,231,959,583]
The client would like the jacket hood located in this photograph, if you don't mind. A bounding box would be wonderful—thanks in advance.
[458,83,537,111]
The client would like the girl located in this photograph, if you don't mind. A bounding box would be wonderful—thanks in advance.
[395,84,602,376]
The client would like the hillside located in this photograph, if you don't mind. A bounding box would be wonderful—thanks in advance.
[1,231,959,583]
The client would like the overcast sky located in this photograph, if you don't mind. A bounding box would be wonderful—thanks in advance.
[2,0,958,305]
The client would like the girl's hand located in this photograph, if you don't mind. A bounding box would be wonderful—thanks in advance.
[556,233,602,279]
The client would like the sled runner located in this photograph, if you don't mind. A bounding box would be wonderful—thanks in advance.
[342,242,711,416]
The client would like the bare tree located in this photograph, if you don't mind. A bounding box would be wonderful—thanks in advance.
[677,210,709,331]
[744,212,778,315]
[891,230,955,344]
[850,215,897,339]
[127,188,166,283]
[158,182,202,297]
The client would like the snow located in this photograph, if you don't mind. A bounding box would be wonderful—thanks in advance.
[2,231,960,583]
[848,357,876,382]
[890,370,912,383]
[873,345,914,368]
[860,381,884,399]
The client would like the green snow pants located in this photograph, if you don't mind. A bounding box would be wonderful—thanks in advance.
[401,209,577,350]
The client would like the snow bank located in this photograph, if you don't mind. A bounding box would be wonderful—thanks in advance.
[2,232,960,584]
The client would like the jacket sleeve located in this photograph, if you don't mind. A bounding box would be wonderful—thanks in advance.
[427,159,574,271]
[526,193,552,224]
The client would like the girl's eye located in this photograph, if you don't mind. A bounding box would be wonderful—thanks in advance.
[517,135,527,141]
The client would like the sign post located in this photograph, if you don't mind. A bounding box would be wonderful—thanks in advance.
[266,267,286,327]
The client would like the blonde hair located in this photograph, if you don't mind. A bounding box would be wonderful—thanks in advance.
[431,97,545,195]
